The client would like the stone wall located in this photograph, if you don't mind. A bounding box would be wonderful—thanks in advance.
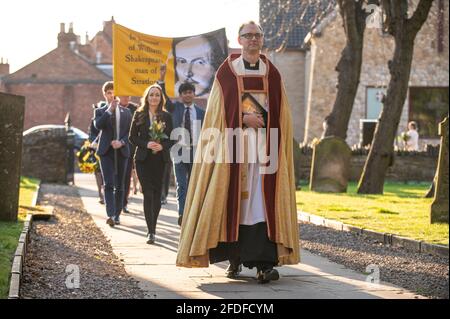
[304,1,449,147]
[21,127,71,183]
[268,50,307,142]
[297,150,438,183]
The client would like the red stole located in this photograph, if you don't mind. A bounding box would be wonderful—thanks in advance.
[216,54,282,242]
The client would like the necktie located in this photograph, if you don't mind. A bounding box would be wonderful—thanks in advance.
[184,106,192,146]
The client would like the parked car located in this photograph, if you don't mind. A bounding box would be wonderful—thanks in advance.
[23,125,89,150]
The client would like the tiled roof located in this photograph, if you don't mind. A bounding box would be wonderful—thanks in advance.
[260,0,332,50]
[3,46,110,84]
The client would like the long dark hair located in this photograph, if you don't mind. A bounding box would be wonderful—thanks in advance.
[135,84,166,124]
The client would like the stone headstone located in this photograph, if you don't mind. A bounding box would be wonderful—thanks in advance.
[310,136,351,193]
[431,116,449,224]
[0,92,25,221]
[21,127,69,183]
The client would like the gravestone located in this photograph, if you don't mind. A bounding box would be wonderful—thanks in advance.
[431,116,449,224]
[21,127,69,183]
[310,136,351,193]
[0,92,25,222]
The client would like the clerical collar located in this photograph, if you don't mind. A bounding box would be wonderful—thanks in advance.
[243,59,259,70]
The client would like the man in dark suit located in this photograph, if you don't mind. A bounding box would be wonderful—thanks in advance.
[158,65,205,226]
[94,92,132,227]
[117,95,138,214]
[87,81,115,205]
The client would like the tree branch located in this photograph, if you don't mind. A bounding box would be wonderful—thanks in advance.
[407,0,434,36]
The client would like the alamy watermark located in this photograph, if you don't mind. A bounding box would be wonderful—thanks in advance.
[365,264,380,285]
[169,122,280,175]
[65,264,80,289]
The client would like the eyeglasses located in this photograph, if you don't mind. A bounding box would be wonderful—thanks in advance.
[239,33,264,40]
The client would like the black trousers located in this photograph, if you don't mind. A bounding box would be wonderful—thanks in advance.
[142,187,162,235]
[135,153,164,235]
[209,222,278,271]
[99,148,128,219]
[123,156,133,207]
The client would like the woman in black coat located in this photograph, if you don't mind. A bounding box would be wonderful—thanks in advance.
[129,84,173,244]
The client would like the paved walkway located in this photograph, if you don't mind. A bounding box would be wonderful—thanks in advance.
[75,173,425,299]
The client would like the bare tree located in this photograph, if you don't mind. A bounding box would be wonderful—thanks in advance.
[358,0,435,194]
[323,0,371,139]
[261,0,373,140]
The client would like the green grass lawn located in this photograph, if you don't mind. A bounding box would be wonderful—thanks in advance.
[297,181,449,246]
[0,176,40,299]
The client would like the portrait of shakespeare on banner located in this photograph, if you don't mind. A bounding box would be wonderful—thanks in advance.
[172,29,228,98]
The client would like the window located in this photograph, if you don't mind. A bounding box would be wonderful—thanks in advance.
[409,87,449,138]
[366,87,386,120]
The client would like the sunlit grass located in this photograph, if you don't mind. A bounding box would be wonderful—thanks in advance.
[297,181,449,246]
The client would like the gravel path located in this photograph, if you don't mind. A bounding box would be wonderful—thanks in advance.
[21,184,145,299]
[299,222,449,299]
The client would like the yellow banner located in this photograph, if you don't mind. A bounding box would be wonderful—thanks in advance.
[113,24,228,99]
[113,24,175,97]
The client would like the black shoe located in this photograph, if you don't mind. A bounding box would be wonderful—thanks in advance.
[226,263,242,279]
[123,206,130,214]
[146,233,155,244]
[256,268,279,284]
[106,217,115,227]
[178,215,183,227]
[114,218,120,225]
[99,199,105,205]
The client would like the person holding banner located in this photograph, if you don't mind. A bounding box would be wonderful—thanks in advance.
[129,84,173,244]
[88,81,115,205]
[176,21,299,284]
[158,65,205,227]
[118,95,138,214]
[94,85,132,227]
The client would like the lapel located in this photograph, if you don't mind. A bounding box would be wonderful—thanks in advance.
[144,112,151,136]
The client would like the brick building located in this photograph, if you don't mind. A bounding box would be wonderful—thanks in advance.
[0,18,115,131]
[261,0,449,149]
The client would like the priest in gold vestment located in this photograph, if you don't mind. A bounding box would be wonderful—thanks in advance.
[176,21,299,284]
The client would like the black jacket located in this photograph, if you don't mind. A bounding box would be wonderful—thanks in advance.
[129,110,173,163]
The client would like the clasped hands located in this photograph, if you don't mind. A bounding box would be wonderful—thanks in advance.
[111,140,123,149]
[147,141,163,152]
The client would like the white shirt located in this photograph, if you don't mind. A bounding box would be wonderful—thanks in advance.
[115,105,121,139]
[406,129,419,151]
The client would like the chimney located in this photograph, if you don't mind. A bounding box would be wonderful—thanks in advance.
[85,32,89,44]
[0,58,10,76]
[58,22,77,48]
[103,16,115,39]
[60,22,65,33]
